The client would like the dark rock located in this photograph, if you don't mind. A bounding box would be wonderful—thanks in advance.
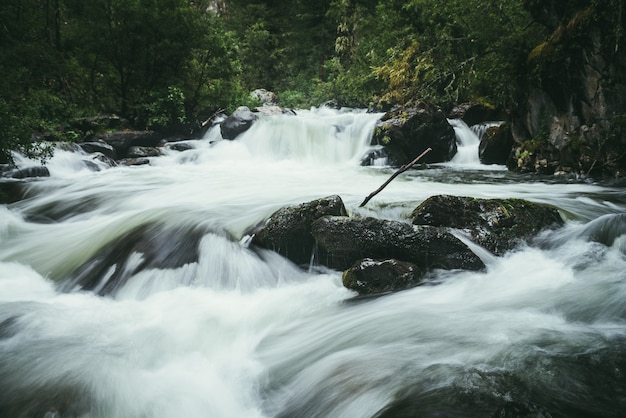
[78,141,118,159]
[372,101,457,165]
[0,181,24,204]
[220,106,258,140]
[342,258,423,295]
[167,142,195,152]
[92,130,160,157]
[6,166,50,179]
[511,4,626,178]
[59,222,208,295]
[90,152,118,168]
[411,195,564,255]
[479,123,515,165]
[119,158,150,166]
[127,146,162,158]
[311,216,484,272]
[251,195,348,266]
[449,102,504,126]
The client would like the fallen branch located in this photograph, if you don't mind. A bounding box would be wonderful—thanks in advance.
[359,147,432,207]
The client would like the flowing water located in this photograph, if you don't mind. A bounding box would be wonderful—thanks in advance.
[1,108,626,417]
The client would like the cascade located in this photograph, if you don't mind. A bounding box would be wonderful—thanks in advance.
[448,118,502,166]
[1,108,625,418]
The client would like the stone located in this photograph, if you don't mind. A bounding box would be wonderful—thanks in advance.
[479,123,515,165]
[251,195,348,266]
[411,195,564,255]
[311,216,484,272]
[372,101,457,165]
[342,258,423,295]
[220,106,258,140]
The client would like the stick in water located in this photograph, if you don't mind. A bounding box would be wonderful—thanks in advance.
[359,147,432,207]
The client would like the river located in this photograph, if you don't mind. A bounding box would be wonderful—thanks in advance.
[1,108,625,417]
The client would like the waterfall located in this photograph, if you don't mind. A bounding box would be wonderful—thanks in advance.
[448,118,502,166]
[1,108,626,418]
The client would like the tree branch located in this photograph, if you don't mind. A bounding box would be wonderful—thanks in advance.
[359,147,432,207]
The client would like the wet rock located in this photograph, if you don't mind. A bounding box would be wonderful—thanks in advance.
[449,102,504,126]
[372,101,457,165]
[119,158,150,166]
[78,141,118,159]
[479,123,515,165]
[342,258,423,295]
[220,106,258,140]
[92,130,160,158]
[0,180,25,204]
[6,166,50,179]
[311,216,484,272]
[60,222,207,295]
[251,195,348,266]
[127,146,162,158]
[411,195,564,255]
[167,142,195,152]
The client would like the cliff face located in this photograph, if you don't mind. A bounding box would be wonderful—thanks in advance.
[510,0,626,177]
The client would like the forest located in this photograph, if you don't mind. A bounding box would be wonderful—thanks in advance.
[1,0,624,175]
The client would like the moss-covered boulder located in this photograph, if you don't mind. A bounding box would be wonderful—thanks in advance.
[311,216,484,272]
[342,258,423,295]
[372,101,457,166]
[251,195,348,266]
[411,195,564,255]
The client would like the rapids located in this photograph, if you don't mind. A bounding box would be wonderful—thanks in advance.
[1,108,625,417]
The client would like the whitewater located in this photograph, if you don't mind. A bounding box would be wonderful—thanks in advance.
[1,108,625,417]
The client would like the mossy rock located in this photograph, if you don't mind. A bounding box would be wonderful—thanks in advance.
[411,195,564,255]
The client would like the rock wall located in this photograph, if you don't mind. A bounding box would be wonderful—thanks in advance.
[510,1,626,177]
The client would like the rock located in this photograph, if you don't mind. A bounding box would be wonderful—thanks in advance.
[251,89,279,105]
[251,195,348,266]
[220,106,258,140]
[6,166,50,179]
[0,181,24,204]
[311,216,485,272]
[479,123,515,165]
[127,146,162,158]
[92,130,160,158]
[78,141,118,159]
[119,158,150,166]
[449,102,504,126]
[342,258,423,295]
[59,222,207,295]
[255,104,291,116]
[411,195,564,255]
[511,4,626,178]
[372,101,457,165]
[167,142,195,152]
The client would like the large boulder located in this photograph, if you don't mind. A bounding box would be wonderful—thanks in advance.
[5,166,50,179]
[251,195,348,266]
[92,130,160,158]
[59,222,207,295]
[448,102,504,126]
[220,106,258,140]
[479,123,515,165]
[411,195,564,255]
[342,258,423,295]
[311,216,484,272]
[372,101,457,165]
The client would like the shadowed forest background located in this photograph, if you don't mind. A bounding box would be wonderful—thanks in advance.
[1,0,624,175]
